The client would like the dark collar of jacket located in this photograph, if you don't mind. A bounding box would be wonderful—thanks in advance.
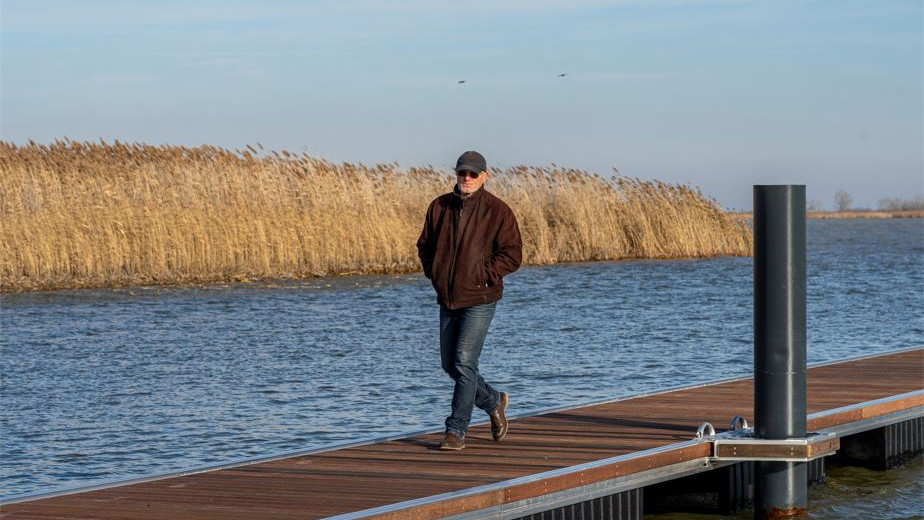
[452,184,487,205]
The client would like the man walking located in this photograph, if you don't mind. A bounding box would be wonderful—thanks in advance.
[417,150,523,451]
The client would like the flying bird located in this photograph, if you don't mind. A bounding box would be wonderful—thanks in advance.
[458,80,466,84]
[557,73,567,77]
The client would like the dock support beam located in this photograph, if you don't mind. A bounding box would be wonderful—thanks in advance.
[753,185,807,520]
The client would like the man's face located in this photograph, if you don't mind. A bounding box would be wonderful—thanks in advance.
[457,169,488,195]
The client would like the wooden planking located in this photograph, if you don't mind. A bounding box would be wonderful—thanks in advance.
[3,349,921,520]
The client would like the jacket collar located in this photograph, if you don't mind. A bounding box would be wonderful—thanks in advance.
[453,184,487,203]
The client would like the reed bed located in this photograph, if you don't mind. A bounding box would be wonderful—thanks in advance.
[0,140,751,292]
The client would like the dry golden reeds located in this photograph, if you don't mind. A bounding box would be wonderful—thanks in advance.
[0,140,752,292]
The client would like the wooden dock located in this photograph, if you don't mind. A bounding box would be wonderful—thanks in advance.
[3,348,922,520]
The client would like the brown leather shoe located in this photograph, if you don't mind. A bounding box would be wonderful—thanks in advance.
[489,392,509,442]
[439,432,465,451]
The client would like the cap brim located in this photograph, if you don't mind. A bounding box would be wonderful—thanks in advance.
[455,165,484,174]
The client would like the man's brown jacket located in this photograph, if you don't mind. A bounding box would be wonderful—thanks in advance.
[417,186,522,310]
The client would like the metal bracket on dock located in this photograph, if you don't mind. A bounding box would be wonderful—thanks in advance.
[711,429,839,462]
[695,422,716,439]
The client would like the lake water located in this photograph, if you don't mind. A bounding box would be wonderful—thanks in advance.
[1,219,922,517]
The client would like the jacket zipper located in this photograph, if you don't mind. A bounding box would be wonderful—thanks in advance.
[447,199,463,308]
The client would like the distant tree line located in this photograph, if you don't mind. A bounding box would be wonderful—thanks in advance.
[877,194,924,211]
[805,192,923,212]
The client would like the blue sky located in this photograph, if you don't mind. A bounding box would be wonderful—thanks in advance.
[2,1,921,210]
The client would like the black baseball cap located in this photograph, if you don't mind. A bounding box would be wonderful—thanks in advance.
[455,151,487,174]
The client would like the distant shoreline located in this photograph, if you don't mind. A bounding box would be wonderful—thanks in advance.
[728,210,924,220]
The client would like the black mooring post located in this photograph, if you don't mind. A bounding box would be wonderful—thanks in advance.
[753,185,807,520]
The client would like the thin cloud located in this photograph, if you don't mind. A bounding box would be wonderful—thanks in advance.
[86,73,161,86]
[350,0,761,12]
[577,72,672,81]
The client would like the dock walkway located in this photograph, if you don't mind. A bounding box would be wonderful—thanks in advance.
[4,348,922,520]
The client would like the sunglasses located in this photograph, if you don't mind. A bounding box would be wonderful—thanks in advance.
[456,170,482,179]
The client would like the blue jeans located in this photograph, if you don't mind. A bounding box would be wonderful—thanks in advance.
[440,301,502,437]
